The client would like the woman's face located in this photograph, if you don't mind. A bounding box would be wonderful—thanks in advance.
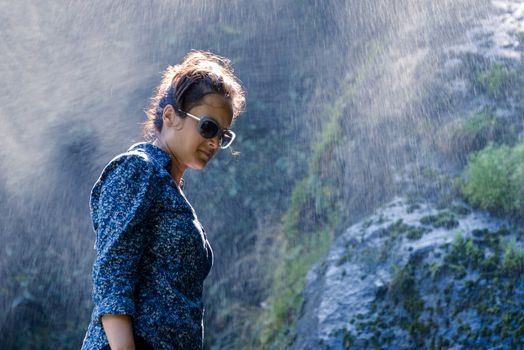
[165,93,233,170]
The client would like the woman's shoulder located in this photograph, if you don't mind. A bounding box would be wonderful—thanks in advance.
[93,143,172,192]
[100,150,154,181]
[102,142,170,177]
[89,144,169,234]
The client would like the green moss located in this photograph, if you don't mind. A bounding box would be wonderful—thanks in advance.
[406,203,421,213]
[472,228,490,238]
[429,262,444,280]
[420,214,437,225]
[379,220,431,242]
[406,226,431,240]
[342,329,354,349]
[257,229,333,348]
[387,219,410,238]
[461,112,499,136]
[420,212,459,229]
[363,218,373,229]
[480,254,500,278]
[409,320,431,338]
[428,235,523,347]
[336,254,350,266]
[389,265,425,320]
[445,233,484,269]
[500,239,524,278]
[451,204,471,216]
[496,225,511,236]
[476,63,517,100]
[254,42,384,349]
[467,276,480,286]
[450,264,466,279]
[262,98,347,345]
[437,111,506,161]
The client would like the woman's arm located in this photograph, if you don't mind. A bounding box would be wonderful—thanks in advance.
[90,155,159,343]
[101,314,135,350]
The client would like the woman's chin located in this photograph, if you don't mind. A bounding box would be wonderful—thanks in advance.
[189,160,209,171]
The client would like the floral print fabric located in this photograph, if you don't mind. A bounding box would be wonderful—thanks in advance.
[82,142,213,350]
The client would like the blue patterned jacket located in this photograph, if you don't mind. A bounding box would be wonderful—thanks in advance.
[82,142,214,350]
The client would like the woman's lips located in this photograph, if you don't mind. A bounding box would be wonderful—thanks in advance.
[200,150,212,159]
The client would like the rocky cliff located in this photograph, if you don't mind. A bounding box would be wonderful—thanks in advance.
[288,1,524,349]
[290,198,523,349]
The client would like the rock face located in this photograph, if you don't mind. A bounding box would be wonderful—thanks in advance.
[289,198,524,349]
[289,1,524,348]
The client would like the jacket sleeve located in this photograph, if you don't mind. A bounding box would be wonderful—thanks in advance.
[90,153,159,324]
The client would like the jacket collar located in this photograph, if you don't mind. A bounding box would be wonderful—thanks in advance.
[128,142,172,173]
[128,142,186,189]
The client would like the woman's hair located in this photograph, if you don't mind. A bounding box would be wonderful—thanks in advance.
[143,50,246,141]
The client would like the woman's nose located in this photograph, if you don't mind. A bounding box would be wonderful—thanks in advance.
[208,137,219,149]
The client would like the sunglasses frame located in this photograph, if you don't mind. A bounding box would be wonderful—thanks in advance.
[175,107,236,149]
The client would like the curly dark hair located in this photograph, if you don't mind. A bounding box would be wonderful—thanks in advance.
[143,50,246,141]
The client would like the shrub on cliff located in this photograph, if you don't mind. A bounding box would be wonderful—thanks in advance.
[475,63,518,100]
[460,143,524,219]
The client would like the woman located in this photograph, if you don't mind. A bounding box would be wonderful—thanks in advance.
[81,50,245,350]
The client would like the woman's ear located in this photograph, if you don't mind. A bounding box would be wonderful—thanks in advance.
[162,104,185,130]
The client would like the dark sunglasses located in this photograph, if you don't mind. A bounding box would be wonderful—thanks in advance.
[175,107,236,149]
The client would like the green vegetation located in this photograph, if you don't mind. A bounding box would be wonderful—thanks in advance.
[331,328,355,349]
[436,60,522,166]
[406,203,421,214]
[253,84,348,349]
[420,211,459,229]
[450,204,471,216]
[361,53,524,350]
[389,265,425,320]
[251,84,341,348]
[381,219,431,241]
[350,231,524,349]
[501,239,524,278]
[475,63,518,100]
[460,143,524,219]
[445,233,484,268]
[5,3,524,350]
[382,219,409,239]
[253,42,383,349]
[437,111,505,161]
[406,226,430,240]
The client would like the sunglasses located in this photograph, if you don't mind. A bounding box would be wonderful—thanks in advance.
[175,107,236,149]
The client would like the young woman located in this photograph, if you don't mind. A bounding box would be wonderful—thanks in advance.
[81,50,245,350]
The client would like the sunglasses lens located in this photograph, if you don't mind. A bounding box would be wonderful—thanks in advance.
[196,116,235,149]
[199,118,219,138]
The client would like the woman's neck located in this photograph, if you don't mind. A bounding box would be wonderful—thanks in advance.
[153,139,185,187]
